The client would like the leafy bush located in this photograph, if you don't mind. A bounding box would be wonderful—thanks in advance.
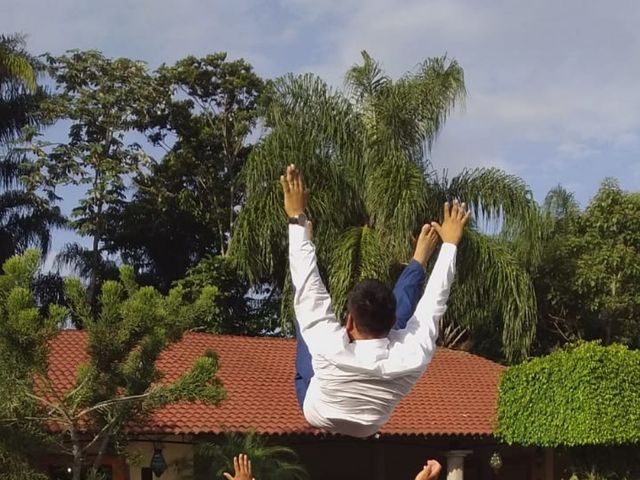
[497,342,640,446]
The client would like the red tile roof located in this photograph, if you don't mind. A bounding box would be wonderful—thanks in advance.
[48,331,504,437]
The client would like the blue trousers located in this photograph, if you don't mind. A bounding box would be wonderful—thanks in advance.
[294,260,426,407]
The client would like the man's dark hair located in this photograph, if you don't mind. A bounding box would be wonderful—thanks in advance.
[347,279,396,337]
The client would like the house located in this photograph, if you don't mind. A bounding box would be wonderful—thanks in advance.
[43,331,555,480]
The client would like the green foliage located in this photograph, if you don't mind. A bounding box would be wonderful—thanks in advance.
[0,35,64,266]
[0,33,42,143]
[0,251,225,480]
[534,180,640,354]
[231,52,541,360]
[497,342,640,446]
[109,53,264,291]
[0,250,64,480]
[67,264,225,412]
[174,255,278,335]
[23,50,167,304]
[0,34,36,93]
[195,431,308,480]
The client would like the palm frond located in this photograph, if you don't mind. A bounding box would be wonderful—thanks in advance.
[0,34,37,92]
[230,73,365,282]
[327,226,391,317]
[543,184,580,219]
[54,243,116,281]
[452,230,537,361]
[370,55,466,162]
[0,89,44,143]
[344,50,390,102]
[362,153,428,258]
[195,431,308,480]
[447,167,544,268]
[0,190,66,262]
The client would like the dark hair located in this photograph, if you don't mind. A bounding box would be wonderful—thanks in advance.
[347,279,396,337]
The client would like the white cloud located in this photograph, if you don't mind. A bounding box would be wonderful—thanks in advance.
[2,0,640,204]
[556,141,599,160]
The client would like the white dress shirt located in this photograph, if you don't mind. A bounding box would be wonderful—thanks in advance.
[289,223,457,438]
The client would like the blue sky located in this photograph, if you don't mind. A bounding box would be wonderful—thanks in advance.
[3,0,640,264]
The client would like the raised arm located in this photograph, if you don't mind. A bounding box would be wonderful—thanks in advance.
[282,165,344,354]
[400,201,470,356]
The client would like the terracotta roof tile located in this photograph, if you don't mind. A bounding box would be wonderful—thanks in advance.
[47,331,504,437]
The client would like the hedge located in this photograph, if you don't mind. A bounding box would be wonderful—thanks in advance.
[496,342,640,446]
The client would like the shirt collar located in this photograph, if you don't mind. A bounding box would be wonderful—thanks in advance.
[352,337,390,361]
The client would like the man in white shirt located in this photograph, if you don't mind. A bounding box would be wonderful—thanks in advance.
[281,164,469,438]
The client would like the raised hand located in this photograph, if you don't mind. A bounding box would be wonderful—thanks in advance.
[280,164,308,218]
[430,200,470,246]
[223,453,255,480]
[414,459,442,480]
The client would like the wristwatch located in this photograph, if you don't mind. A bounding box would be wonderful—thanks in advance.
[288,213,308,226]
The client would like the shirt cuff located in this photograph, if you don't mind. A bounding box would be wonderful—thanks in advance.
[440,243,457,256]
[289,224,310,246]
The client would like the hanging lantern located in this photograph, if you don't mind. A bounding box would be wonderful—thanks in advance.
[150,448,168,477]
[489,451,503,473]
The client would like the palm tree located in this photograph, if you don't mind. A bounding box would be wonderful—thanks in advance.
[0,34,65,266]
[0,33,41,143]
[231,52,541,361]
[194,431,308,480]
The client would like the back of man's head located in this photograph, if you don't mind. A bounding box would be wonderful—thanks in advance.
[347,279,396,337]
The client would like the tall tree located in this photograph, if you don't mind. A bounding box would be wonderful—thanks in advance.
[0,250,225,480]
[23,50,166,309]
[0,250,59,480]
[231,52,541,361]
[534,179,640,352]
[108,53,264,291]
[0,34,65,266]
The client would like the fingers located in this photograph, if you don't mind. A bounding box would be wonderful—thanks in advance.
[280,174,290,193]
[296,169,304,192]
[283,163,309,195]
[444,200,471,223]
[223,473,233,480]
[430,221,442,236]
[234,454,247,473]
[286,164,295,191]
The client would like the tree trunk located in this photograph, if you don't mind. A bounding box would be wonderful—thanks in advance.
[87,159,102,312]
[226,183,234,256]
[91,424,113,476]
[71,427,83,480]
